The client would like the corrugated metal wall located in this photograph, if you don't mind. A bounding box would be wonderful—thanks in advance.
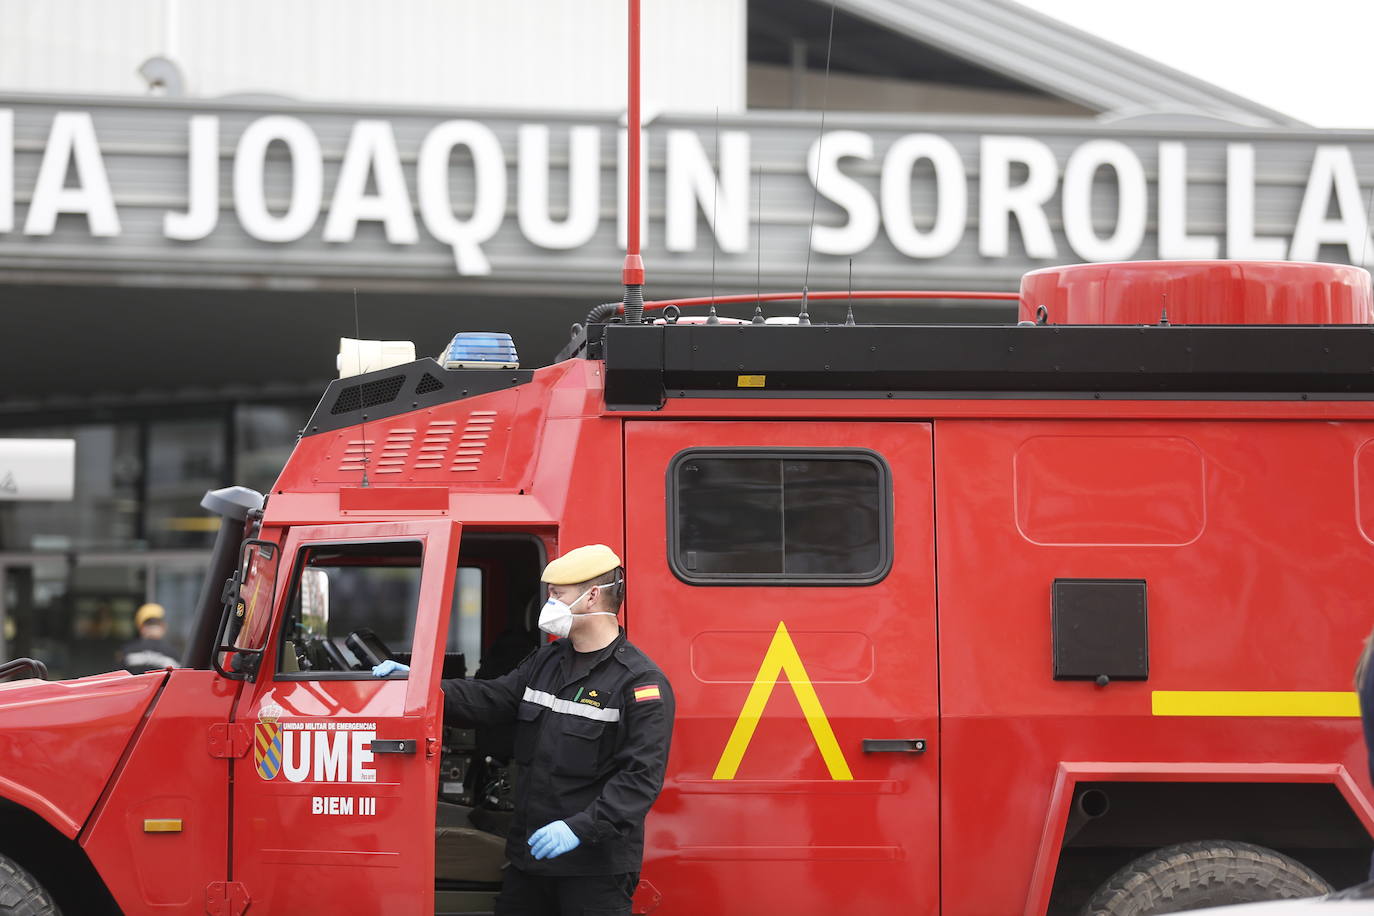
[0,0,746,113]
[1,0,164,94]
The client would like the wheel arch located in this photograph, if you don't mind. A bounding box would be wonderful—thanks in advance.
[1025,763,1374,916]
[0,797,121,915]
[0,775,81,838]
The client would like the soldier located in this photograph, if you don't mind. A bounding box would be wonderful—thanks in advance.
[374,544,674,916]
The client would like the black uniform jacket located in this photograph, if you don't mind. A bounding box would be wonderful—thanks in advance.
[116,638,180,674]
[441,629,675,875]
[1360,655,1374,808]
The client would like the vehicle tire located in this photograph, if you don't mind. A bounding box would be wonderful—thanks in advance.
[1082,840,1331,915]
[0,853,60,916]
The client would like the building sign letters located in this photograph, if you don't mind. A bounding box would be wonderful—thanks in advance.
[1,108,1371,277]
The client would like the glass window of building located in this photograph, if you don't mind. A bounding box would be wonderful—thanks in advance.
[1,400,310,674]
[0,423,140,552]
[236,404,308,496]
[144,418,228,550]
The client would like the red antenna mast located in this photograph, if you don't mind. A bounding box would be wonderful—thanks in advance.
[621,0,645,324]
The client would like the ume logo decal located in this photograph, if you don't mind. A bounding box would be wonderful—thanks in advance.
[256,717,378,784]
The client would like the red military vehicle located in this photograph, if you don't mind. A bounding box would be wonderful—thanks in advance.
[1,258,1374,916]
[4,3,1374,910]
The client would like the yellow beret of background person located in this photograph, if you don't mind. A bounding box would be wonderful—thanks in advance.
[134,603,166,630]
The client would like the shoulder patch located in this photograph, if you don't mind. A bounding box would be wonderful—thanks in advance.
[633,683,662,703]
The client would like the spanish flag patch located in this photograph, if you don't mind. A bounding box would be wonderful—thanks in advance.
[633,683,661,703]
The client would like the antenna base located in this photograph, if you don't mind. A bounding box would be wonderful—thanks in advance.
[622,254,645,286]
[623,282,645,325]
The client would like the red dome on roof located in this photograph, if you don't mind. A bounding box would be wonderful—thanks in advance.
[1019,261,1373,326]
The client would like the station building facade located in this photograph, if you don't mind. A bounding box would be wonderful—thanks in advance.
[1,0,1371,675]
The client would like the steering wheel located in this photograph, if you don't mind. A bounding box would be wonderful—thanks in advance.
[346,628,395,668]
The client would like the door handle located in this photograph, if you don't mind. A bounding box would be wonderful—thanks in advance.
[862,739,927,753]
[370,739,417,755]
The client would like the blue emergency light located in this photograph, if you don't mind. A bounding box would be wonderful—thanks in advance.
[442,332,520,370]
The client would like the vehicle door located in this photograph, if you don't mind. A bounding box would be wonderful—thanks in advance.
[625,420,939,916]
[229,520,460,913]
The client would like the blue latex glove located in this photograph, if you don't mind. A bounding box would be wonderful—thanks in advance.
[371,660,410,677]
[528,820,580,860]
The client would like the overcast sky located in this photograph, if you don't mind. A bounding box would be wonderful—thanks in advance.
[1013,0,1374,129]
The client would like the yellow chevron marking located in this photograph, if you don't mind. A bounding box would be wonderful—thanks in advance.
[713,622,853,781]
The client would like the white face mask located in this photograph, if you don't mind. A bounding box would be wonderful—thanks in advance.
[537,582,620,638]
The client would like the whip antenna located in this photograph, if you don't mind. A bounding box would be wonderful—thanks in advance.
[845,259,855,325]
[801,0,839,295]
[353,289,369,488]
[621,0,645,323]
[1362,182,1374,268]
[710,107,720,313]
[754,165,764,322]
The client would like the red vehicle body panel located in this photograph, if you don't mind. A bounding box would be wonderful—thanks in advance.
[1022,763,1374,916]
[935,417,1374,913]
[80,669,240,913]
[228,520,460,913]
[0,670,166,838]
[626,420,941,915]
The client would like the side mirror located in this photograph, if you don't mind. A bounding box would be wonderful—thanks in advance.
[213,539,280,680]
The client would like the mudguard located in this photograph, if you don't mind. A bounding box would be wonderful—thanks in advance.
[0,670,167,837]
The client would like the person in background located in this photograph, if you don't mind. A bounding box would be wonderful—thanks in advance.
[116,603,180,674]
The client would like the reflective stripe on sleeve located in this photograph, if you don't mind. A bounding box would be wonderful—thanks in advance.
[523,687,622,722]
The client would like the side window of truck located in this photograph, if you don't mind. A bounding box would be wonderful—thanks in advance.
[669,449,892,585]
[445,534,545,681]
[443,565,484,678]
[276,540,423,679]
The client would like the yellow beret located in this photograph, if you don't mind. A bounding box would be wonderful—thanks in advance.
[542,544,621,585]
[135,603,166,629]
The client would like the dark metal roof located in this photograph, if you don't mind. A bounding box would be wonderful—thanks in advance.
[828,0,1306,126]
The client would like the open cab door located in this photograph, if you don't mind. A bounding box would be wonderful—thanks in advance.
[227,519,460,913]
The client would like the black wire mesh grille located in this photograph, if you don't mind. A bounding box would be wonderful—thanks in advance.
[415,373,445,395]
[330,375,406,415]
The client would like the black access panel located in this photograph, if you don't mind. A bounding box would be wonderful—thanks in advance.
[1052,579,1149,682]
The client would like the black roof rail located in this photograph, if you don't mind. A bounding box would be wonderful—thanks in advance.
[601,322,1374,410]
